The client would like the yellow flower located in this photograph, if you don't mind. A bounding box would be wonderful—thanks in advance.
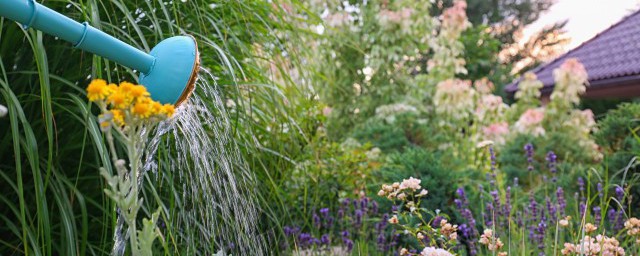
[119,82,135,93]
[108,90,130,109]
[111,109,125,126]
[130,85,150,99]
[150,101,162,116]
[108,83,118,93]
[132,100,152,118]
[161,104,175,117]
[86,79,110,101]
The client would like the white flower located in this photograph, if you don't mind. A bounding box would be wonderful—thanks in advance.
[399,177,421,191]
[0,104,8,117]
[476,140,494,148]
[421,246,453,256]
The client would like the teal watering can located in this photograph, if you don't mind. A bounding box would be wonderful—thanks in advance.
[0,0,200,106]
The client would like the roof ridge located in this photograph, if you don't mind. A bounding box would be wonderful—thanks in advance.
[531,7,640,76]
[505,7,640,93]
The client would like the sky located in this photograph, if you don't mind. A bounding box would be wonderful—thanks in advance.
[522,0,640,50]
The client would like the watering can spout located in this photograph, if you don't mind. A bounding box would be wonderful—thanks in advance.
[0,0,199,106]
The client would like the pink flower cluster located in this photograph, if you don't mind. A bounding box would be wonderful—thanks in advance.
[474,78,495,94]
[561,235,625,256]
[482,122,509,144]
[552,58,589,105]
[377,8,413,28]
[515,108,545,136]
[441,0,468,32]
[559,58,588,83]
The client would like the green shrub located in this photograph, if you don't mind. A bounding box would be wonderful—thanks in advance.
[373,147,458,214]
[595,103,640,171]
[499,133,593,189]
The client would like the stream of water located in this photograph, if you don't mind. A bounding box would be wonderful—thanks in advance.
[113,68,265,255]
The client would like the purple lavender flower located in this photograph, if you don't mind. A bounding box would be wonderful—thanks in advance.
[371,201,379,214]
[298,233,312,248]
[608,209,617,230]
[489,146,497,170]
[337,209,345,220]
[615,186,624,200]
[341,230,349,239]
[485,202,494,227]
[321,234,330,245]
[516,211,523,227]
[320,208,330,219]
[342,198,350,208]
[284,226,293,236]
[579,202,586,218]
[432,216,444,228]
[325,216,334,229]
[546,151,557,183]
[455,187,479,254]
[378,214,389,232]
[354,209,363,226]
[616,209,625,231]
[361,197,369,210]
[528,194,538,240]
[391,205,399,212]
[345,239,353,252]
[524,143,534,171]
[597,183,603,199]
[556,187,566,217]
[313,214,321,228]
[578,177,585,192]
[593,206,601,226]
[455,199,463,209]
[535,220,547,250]
[376,233,386,251]
[546,197,556,223]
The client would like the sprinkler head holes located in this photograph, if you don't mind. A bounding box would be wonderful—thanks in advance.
[140,36,200,107]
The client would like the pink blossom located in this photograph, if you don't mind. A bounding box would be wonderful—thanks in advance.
[441,0,468,31]
[515,108,545,136]
[322,106,333,117]
[399,177,421,191]
[560,58,588,82]
[518,109,544,126]
[474,78,495,94]
[483,122,509,137]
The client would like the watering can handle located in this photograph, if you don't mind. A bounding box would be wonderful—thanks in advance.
[0,0,155,74]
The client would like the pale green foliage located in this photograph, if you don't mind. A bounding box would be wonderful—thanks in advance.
[310,0,434,137]
[136,210,162,256]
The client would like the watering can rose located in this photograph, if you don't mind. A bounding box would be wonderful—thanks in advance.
[87,79,175,127]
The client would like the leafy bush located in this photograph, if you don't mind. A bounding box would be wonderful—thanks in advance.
[595,103,640,171]
[374,148,458,214]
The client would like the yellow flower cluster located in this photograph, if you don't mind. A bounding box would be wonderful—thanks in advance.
[86,79,175,127]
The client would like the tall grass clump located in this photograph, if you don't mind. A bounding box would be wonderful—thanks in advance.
[1,0,316,254]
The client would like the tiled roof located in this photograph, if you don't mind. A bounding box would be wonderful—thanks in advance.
[505,8,640,94]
